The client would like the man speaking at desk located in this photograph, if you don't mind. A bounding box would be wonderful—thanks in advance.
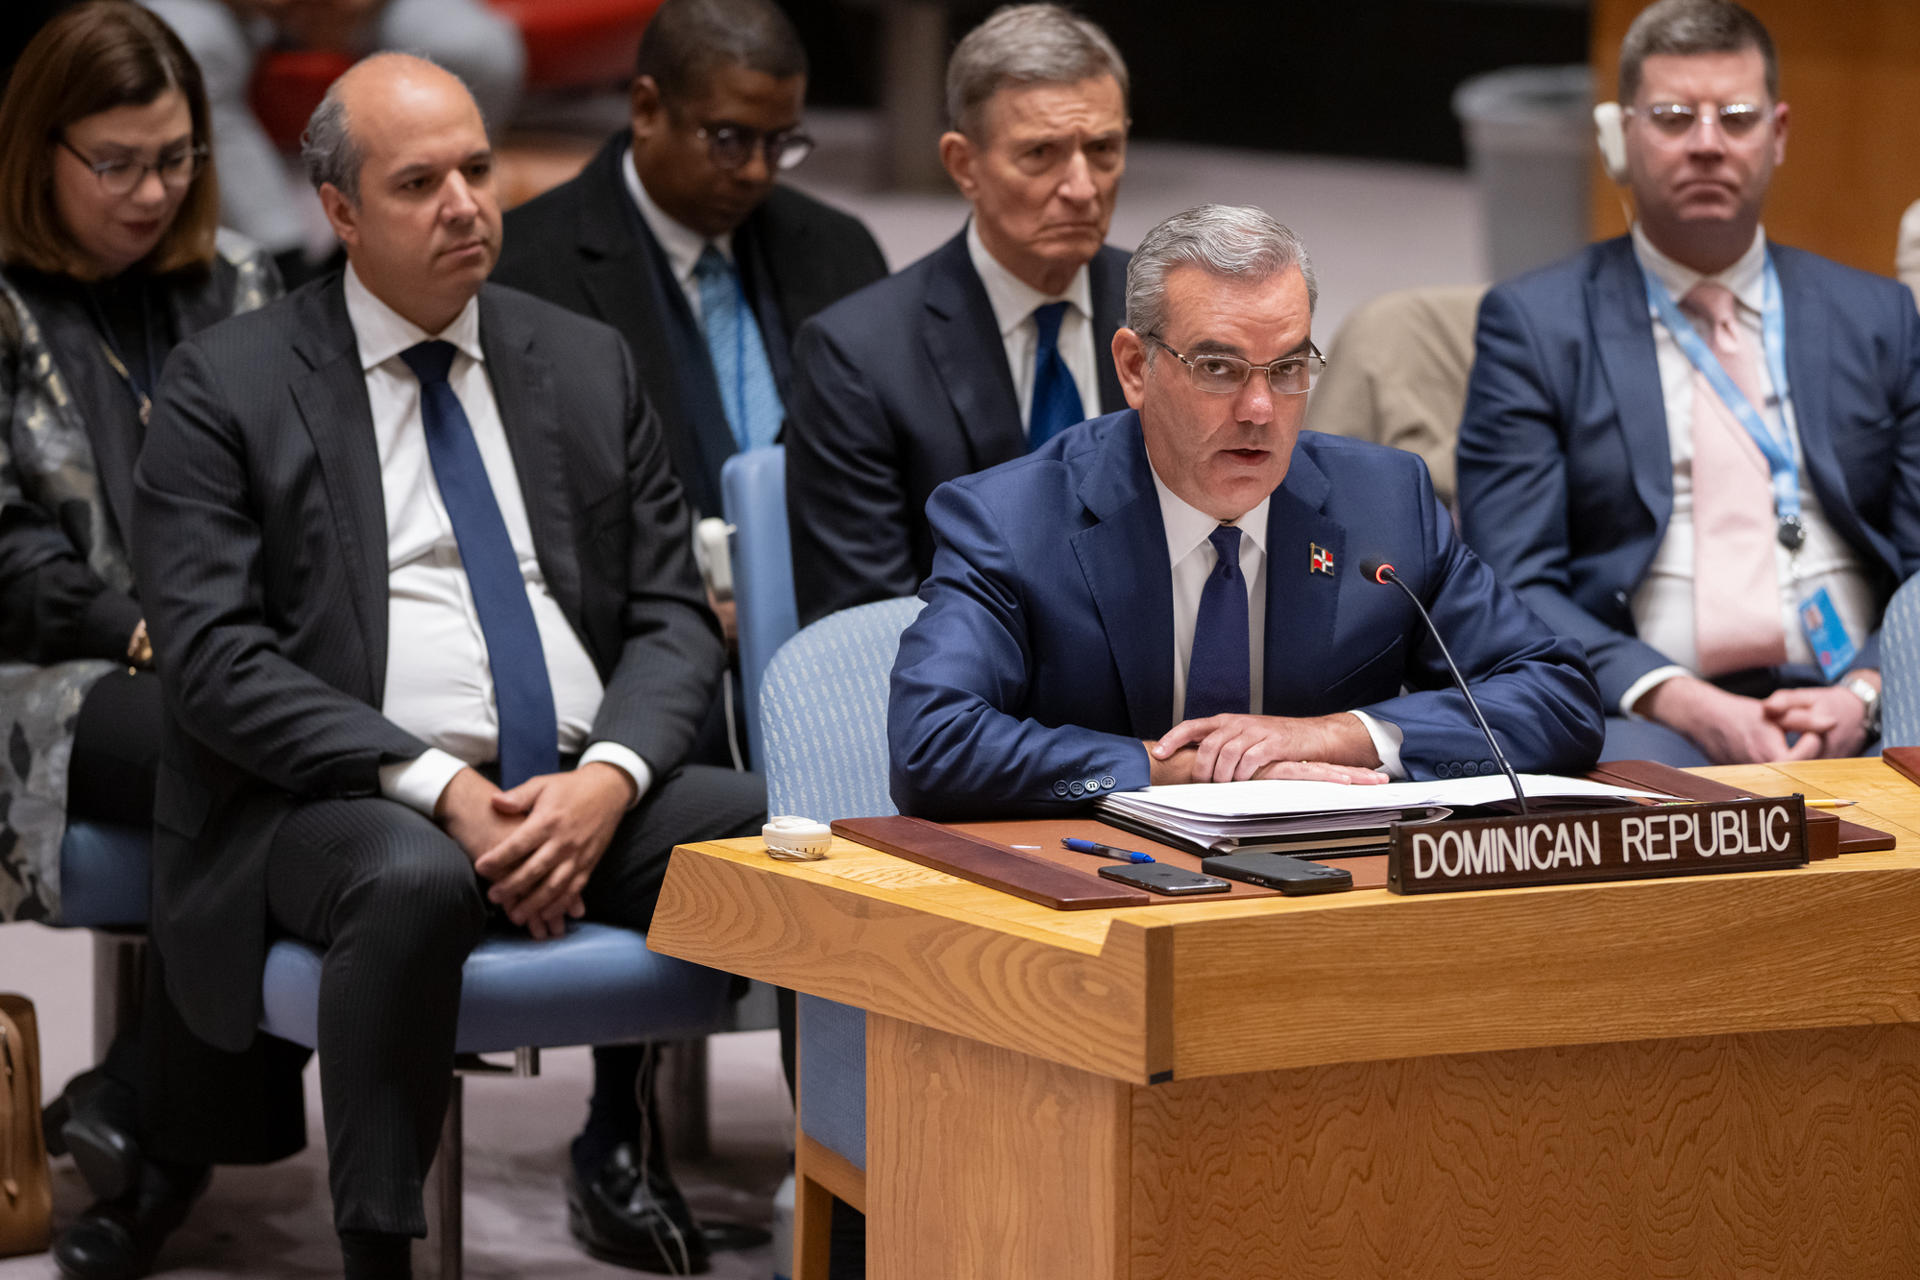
[888,205,1605,819]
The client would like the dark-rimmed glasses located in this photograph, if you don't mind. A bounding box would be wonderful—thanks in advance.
[1629,102,1769,140]
[58,136,207,196]
[692,122,815,173]
[1145,334,1326,396]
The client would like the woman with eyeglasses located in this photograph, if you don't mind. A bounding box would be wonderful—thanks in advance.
[0,5,302,1278]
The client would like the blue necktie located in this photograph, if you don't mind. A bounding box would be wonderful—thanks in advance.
[401,340,559,787]
[1184,525,1250,721]
[694,245,784,451]
[1027,300,1084,448]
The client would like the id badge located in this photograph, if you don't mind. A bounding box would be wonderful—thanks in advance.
[1798,586,1858,682]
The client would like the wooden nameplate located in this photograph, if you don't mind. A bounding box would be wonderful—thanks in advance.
[1388,795,1810,894]
[1881,746,1920,792]
[1589,758,1896,858]
[831,816,1153,909]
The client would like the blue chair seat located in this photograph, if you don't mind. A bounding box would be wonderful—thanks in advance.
[259,922,734,1054]
[55,821,152,929]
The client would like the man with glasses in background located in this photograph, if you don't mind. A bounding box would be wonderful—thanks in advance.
[889,205,1603,819]
[1457,0,1920,768]
[785,2,1132,628]
[496,0,885,535]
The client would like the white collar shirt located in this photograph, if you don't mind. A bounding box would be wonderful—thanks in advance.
[625,145,735,322]
[1622,223,1873,714]
[346,266,650,813]
[1150,468,1404,777]
[967,218,1098,433]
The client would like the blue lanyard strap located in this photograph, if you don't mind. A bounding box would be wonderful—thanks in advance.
[1641,252,1802,544]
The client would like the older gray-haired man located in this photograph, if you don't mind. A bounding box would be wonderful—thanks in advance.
[785,1,1133,626]
[888,204,1605,818]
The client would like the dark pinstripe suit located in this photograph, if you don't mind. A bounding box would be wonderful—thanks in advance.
[131,274,763,1236]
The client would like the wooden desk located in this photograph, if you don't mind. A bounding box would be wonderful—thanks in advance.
[649,759,1920,1278]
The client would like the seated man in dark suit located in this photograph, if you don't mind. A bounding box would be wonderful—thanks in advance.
[890,205,1605,819]
[494,0,886,530]
[786,2,1132,627]
[1456,0,1920,767]
[132,54,763,1279]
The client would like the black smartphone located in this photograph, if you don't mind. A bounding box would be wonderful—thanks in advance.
[1202,853,1354,896]
[1097,863,1232,896]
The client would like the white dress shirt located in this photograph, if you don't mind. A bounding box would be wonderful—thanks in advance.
[346,267,651,814]
[966,220,1097,432]
[1622,224,1876,715]
[624,146,732,321]
[1150,471,1405,777]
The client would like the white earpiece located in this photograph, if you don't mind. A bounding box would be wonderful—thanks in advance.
[1593,102,1628,184]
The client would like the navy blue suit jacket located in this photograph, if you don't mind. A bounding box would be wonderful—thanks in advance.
[785,229,1128,627]
[889,410,1605,819]
[1457,236,1920,709]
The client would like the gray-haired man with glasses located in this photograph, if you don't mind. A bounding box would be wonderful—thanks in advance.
[495,0,886,528]
[888,205,1604,819]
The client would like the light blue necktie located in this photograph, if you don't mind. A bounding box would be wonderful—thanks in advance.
[1027,300,1084,448]
[1184,526,1250,721]
[694,245,783,451]
[401,340,558,787]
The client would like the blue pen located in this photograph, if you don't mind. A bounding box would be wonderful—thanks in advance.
[1061,837,1155,864]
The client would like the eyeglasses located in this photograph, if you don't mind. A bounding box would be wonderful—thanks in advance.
[694,122,815,173]
[58,136,207,196]
[1629,101,1769,139]
[1145,334,1326,396]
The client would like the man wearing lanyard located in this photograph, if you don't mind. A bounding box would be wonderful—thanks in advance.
[1456,0,1920,767]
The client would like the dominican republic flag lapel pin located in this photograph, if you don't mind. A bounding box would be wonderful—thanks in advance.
[1310,543,1334,576]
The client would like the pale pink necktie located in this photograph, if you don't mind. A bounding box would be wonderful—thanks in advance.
[1683,280,1788,676]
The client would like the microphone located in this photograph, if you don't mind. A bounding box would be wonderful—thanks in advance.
[1357,559,1528,816]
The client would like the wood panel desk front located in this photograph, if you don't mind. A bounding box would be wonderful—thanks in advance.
[648,759,1920,1278]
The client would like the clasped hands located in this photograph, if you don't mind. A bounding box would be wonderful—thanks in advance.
[1147,712,1389,786]
[434,762,635,940]
[1640,674,1877,765]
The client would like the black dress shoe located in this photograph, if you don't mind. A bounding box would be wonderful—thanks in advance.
[52,1159,210,1280]
[566,1142,710,1274]
[44,1067,142,1201]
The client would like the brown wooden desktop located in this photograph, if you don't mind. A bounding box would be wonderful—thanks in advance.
[647,758,1920,1279]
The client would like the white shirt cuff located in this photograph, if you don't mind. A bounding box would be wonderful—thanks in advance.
[1349,711,1406,779]
[379,748,470,816]
[1620,665,1689,719]
[580,742,652,809]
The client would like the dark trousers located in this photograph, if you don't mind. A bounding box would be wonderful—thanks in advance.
[262,763,766,1238]
[69,670,309,1169]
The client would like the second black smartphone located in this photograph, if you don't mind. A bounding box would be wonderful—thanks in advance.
[1097,863,1232,896]
[1201,853,1354,895]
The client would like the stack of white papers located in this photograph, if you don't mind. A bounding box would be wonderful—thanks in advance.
[1098,775,1670,854]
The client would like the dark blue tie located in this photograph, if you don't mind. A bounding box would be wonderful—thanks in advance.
[1184,525,1250,721]
[1027,301,1084,448]
[401,340,558,787]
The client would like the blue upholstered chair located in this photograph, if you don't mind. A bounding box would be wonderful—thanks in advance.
[720,445,797,772]
[51,822,154,1059]
[260,925,735,1279]
[759,597,924,1280]
[1881,574,1920,746]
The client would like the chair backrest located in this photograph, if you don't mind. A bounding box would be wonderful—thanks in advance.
[761,597,924,820]
[1881,574,1920,745]
[721,445,797,771]
[1308,284,1487,510]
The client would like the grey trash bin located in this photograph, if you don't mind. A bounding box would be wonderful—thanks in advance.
[1453,65,1593,284]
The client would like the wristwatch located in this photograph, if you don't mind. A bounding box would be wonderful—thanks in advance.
[1843,675,1882,738]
